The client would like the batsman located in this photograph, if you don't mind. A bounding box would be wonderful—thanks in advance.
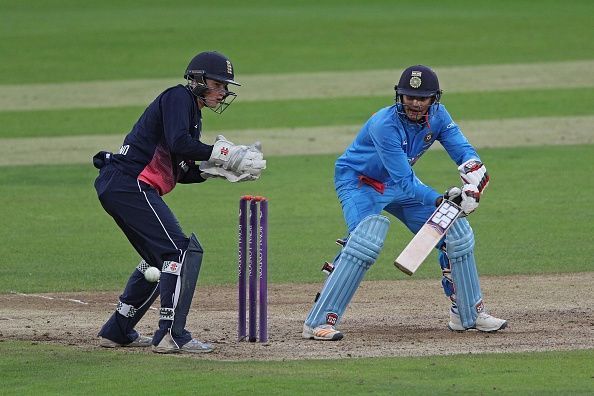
[303,65,507,341]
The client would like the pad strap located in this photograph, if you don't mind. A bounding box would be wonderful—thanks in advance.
[136,260,149,274]
[162,261,182,275]
[117,301,138,318]
[160,307,175,321]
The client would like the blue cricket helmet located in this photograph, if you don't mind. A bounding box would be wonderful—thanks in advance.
[184,51,240,114]
[395,65,442,100]
[184,51,240,86]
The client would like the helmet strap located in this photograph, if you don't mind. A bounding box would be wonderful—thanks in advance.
[186,73,209,98]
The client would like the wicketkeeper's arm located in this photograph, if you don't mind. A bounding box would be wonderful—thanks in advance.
[177,161,207,184]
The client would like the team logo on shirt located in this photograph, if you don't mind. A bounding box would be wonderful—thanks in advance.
[424,133,433,142]
[118,145,130,155]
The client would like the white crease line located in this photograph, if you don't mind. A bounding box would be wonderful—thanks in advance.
[10,291,89,305]
[10,291,157,310]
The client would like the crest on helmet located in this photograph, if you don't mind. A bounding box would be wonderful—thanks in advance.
[409,70,422,88]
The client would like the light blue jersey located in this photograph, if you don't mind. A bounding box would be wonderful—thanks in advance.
[304,72,506,334]
[335,103,479,208]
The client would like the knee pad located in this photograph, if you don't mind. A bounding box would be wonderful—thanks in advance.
[446,218,484,328]
[446,218,474,258]
[157,234,204,342]
[305,215,390,328]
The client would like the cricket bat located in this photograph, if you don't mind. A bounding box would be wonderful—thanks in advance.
[394,199,462,275]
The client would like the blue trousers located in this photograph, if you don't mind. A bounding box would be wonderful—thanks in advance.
[335,177,454,298]
[95,165,190,345]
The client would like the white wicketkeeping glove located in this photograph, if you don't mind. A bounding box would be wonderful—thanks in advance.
[444,184,480,215]
[209,135,266,176]
[199,161,259,183]
[458,159,489,193]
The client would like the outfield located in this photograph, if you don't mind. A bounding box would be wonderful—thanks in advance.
[1,1,593,394]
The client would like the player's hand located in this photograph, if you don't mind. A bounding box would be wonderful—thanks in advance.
[209,135,242,166]
[209,135,266,176]
[199,161,259,182]
[444,185,480,215]
[458,159,489,193]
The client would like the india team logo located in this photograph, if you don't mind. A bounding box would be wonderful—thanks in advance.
[410,70,422,88]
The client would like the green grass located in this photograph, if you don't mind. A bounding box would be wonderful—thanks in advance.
[0,341,592,395]
[1,0,593,84]
[1,87,593,138]
[2,145,592,293]
[1,0,593,392]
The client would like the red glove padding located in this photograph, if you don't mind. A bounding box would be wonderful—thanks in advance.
[458,159,489,193]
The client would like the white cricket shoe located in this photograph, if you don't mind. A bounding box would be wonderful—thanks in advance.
[448,308,508,332]
[152,333,214,354]
[302,323,344,341]
[99,334,152,348]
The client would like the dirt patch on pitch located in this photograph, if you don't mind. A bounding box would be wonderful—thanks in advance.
[1,273,592,361]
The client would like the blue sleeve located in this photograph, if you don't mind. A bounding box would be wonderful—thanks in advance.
[160,89,213,160]
[369,118,441,206]
[437,107,480,165]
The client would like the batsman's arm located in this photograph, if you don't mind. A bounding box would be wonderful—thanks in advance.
[436,111,480,167]
[369,126,441,206]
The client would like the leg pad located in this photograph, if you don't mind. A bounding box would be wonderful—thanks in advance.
[305,215,390,328]
[446,219,483,328]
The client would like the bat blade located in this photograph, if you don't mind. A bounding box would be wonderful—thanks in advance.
[394,200,462,276]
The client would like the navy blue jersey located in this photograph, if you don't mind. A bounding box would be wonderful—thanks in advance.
[110,84,213,195]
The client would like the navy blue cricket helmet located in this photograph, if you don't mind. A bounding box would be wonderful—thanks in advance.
[184,51,240,87]
[184,51,240,113]
[395,65,442,101]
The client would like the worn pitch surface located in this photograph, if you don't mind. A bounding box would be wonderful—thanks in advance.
[2,273,592,360]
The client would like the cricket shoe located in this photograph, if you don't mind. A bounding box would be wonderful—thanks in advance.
[448,308,508,332]
[302,324,344,341]
[99,334,153,348]
[152,333,214,354]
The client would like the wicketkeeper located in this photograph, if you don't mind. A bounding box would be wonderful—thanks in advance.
[303,65,507,341]
[93,51,265,353]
